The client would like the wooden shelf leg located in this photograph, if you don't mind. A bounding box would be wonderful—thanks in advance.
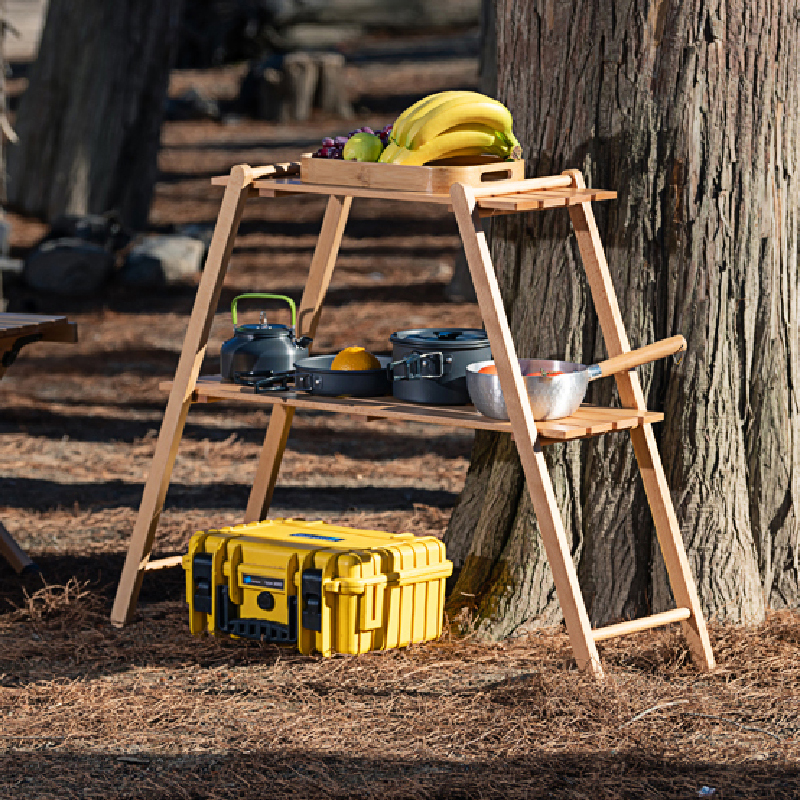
[629,424,716,668]
[245,405,295,523]
[0,520,38,574]
[450,181,604,678]
[565,169,716,671]
[245,194,352,523]
[110,165,258,627]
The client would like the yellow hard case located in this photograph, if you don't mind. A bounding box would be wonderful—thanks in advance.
[182,519,453,656]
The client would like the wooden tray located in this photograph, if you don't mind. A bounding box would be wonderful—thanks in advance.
[300,153,525,194]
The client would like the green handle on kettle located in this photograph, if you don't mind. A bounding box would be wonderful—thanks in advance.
[231,294,297,328]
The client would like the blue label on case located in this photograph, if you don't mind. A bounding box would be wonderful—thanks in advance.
[242,575,285,590]
[289,532,344,542]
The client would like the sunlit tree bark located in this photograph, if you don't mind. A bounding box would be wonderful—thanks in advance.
[446,0,799,635]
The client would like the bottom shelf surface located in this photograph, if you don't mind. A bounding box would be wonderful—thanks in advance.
[161,376,664,444]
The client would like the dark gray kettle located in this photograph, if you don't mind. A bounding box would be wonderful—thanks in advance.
[220,293,312,382]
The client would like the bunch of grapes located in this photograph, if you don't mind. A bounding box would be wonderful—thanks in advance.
[312,124,393,159]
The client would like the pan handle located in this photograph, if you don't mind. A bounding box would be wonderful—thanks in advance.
[234,369,297,392]
[592,335,686,380]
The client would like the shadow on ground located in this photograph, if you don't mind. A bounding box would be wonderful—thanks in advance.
[0,748,796,799]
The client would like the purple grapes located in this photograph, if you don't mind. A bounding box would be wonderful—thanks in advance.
[311,124,394,159]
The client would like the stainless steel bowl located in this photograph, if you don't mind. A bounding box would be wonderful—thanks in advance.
[466,359,590,421]
[466,337,689,421]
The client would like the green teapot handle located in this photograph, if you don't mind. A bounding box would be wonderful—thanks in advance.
[231,294,297,328]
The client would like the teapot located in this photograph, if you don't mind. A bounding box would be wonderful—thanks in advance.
[220,294,312,382]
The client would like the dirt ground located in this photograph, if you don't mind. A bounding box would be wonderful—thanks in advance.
[1,32,799,799]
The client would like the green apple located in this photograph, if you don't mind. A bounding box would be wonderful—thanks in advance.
[343,132,384,162]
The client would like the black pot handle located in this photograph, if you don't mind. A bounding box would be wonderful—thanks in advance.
[389,351,445,382]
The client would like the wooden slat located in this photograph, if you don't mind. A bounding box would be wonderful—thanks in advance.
[161,376,664,440]
[470,175,574,197]
[0,313,71,337]
[217,169,572,197]
[254,178,454,205]
[144,555,184,571]
[477,188,617,211]
[211,162,300,186]
[591,608,692,642]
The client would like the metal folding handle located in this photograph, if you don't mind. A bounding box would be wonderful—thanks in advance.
[233,369,300,393]
[389,351,445,381]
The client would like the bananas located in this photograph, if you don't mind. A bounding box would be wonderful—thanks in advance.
[384,126,509,166]
[383,91,522,166]
[391,90,464,148]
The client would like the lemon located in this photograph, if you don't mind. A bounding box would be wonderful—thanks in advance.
[331,346,381,371]
[342,132,384,162]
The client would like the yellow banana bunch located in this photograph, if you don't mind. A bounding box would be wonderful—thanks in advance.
[382,90,522,166]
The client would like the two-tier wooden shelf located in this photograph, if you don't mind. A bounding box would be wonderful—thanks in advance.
[111,160,715,679]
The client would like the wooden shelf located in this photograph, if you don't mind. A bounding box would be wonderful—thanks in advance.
[0,313,77,344]
[210,168,617,216]
[113,162,715,681]
[161,375,663,444]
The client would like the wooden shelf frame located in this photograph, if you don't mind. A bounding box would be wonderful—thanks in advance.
[110,163,716,679]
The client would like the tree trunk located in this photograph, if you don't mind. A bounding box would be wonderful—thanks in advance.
[446,0,495,303]
[7,0,184,231]
[446,0,800,636]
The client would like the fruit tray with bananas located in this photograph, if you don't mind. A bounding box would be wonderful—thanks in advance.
[303,91,526,194]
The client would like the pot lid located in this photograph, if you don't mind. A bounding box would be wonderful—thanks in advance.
[389,328,490,349]
[234,323,293,337]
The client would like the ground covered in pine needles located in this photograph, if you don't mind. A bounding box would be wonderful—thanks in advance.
[1,30,799,800]
[0,583,798,799]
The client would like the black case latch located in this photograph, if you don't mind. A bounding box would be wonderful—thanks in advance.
[301,569,323,632]
[191,553,213,614]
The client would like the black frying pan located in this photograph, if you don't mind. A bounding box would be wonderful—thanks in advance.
[234,355,393,397]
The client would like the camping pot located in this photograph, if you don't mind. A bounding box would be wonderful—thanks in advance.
[466,335,687,420]
[237,355,393,397]
[388,328,491,405]
[220,293,312,382]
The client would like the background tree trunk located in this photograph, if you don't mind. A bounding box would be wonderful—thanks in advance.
[445,0,496,303]
[446,0,800,635]
[7,0,184,230]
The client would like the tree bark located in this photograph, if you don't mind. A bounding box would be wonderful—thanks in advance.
[7,0,184,231]
[446,0,496,303]
[446,0,799,635]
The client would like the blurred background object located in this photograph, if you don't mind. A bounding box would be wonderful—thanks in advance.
[1,0,485,298]
[7,0,185,233]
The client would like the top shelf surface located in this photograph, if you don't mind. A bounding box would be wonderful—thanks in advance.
[210,166,616,210]
[253,179,617,211]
